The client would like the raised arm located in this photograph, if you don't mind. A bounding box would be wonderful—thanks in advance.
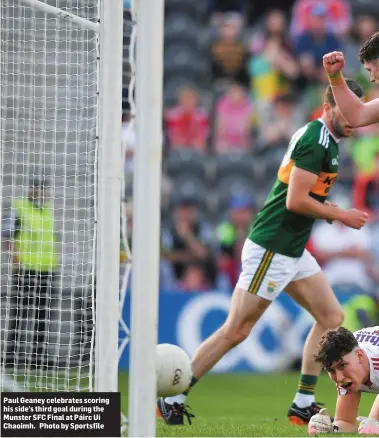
[323,51,379,127]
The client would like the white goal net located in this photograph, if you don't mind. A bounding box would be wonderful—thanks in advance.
[0,0,105,393]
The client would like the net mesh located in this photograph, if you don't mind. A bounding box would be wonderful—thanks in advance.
[0,0,99,392]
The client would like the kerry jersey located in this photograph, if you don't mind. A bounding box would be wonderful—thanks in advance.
[338,327,379,395]
[249,118,339,257]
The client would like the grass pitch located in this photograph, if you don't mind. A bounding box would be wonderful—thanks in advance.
[119,372,376,437]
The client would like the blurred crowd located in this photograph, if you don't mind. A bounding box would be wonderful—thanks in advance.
[121,0,379,305]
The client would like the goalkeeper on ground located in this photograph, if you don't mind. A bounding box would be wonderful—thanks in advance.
[309,326,379,435]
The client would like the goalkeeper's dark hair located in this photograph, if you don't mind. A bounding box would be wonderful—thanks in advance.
[359,31,379,64]
[324,79,364,107]
[314,327,359,370]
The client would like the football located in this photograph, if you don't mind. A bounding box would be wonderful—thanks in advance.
[156,344,192,397]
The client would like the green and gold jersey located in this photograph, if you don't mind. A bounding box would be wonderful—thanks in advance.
[249,119,339,257]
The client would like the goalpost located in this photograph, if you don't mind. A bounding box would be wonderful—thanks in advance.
[0,0,122,394]
[127,0,164,436]
[0,0,164,435]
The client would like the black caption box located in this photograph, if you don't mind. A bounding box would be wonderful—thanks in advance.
[1,392,120,437]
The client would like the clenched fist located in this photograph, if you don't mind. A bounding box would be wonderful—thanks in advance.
[339,209,369,230]
[323,51,345,75]
[308,409,333,435]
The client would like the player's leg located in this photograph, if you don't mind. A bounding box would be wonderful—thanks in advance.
[190,286,271,378]
[285,251,344,424]
[157,288,271,423]
[157,240,287,425]
[35,272,50,366]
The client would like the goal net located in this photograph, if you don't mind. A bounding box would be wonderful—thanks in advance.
[0,0,122,394]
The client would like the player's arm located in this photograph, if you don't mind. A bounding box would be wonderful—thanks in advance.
[323,51,379,127]
[333,391,361,432]
[287,167,343,221]
[330,77,378,127]
[286,167,367,229]
[368,394,379,420]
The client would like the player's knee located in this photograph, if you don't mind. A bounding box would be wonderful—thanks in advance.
[222,322,252,347]
[319,308,344,329]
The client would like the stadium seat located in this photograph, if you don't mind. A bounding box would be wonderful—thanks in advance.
[347,0,379,16]
[164,45,208,83]
[164,14,201,45]
[170,174,208,210]
[165,149,209,180]
[217,175,256,215]
[165,0,207,21]
[215,152,255,183]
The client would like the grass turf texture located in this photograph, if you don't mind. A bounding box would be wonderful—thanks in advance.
[119,371,376,437]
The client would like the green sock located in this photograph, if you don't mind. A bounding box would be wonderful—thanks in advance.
[297,374,318,395]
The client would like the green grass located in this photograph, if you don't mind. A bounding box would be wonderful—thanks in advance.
[119,371,376,437]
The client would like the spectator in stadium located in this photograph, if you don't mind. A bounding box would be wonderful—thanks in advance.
[210,13,249,90]
[2,176,59,368]
[162,195,216,285]
[249,10,300,105]
[353,153,379,221]
[259,93,305,153]
[213,82,254,153]
[311,195,376,293]
[208,0,247,27]
[290,0,351,39]
[217,194,256,287]
[121,199,175,290]
[177,262,211,293]
[349,93,379,176]
[294,3,341,85]
[165,87,209,152]
[342,15,378,81]
[368,217,379,283]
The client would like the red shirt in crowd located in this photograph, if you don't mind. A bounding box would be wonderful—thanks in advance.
[165,106,209,151]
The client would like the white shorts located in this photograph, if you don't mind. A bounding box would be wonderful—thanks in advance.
[236,239,321,301]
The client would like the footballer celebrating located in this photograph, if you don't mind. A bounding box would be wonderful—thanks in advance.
[323,32,379,127]
[309,326,379,435]
[157,81,368,426]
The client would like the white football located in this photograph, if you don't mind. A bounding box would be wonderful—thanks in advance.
[156,344,192,397]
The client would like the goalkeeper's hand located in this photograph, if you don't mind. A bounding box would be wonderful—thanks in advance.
[357,416,379,435]
[308,409,333,435]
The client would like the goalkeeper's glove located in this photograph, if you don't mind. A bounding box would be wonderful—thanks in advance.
[357,416,379,435]
[308,408,333,435]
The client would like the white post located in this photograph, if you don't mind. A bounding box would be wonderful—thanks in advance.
[95,0,123,392]
[128,0,164,436]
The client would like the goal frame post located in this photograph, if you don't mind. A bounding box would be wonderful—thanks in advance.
[19,0,100,32]
[0,0,123,392]
[128,0,165,436]
[95,0,123,393]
